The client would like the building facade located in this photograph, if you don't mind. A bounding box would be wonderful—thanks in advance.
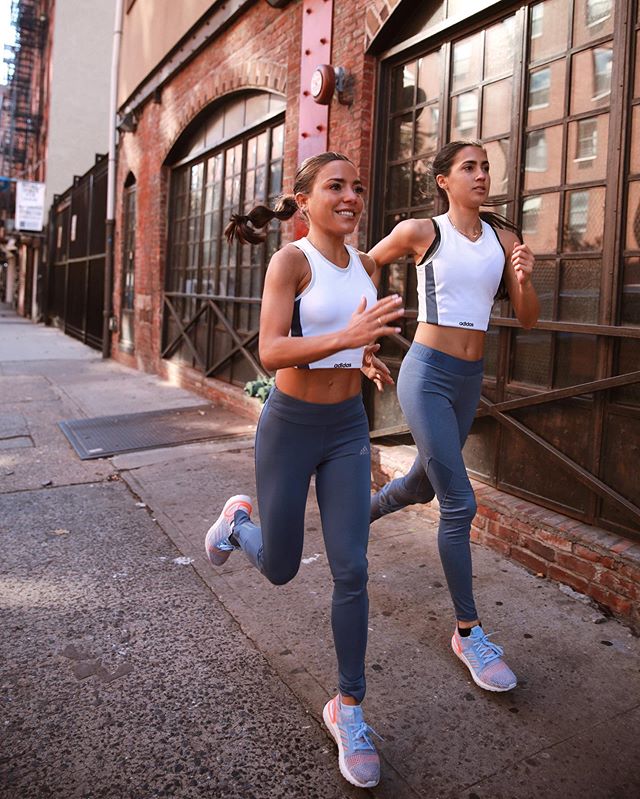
[0,0,115,322]
[112,0,640,619]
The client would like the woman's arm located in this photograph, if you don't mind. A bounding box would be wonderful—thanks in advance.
[258,246,404,371]
[499,230,540,330]
[368,218,435,283]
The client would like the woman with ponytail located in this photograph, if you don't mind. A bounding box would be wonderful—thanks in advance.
[369,141,539,693]
[205,152,404,789]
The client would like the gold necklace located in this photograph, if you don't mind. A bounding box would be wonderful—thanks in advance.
[447,214,482,240]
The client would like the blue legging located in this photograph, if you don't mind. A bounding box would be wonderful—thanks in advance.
[233,387,372,702]
[370,342,483,621]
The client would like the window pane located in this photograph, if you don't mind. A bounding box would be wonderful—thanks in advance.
[415,105,439,157]
[631,106,640,175]
[529,0,569,62]
[553,333,598,387]
[417,51,441,103]
[558,259,600,322]
[613,339,640,404]
[573,0,614,48]
[563,187,605,252]
[620,257,640,326]
[527,60,565,126]
[482,79,512,138]
[451,32,483,91]
[524,125,563,190]
[389,113,414,161]
[450,90,479,140]
[635,30,640,99]
[530,259,556,320]
[484,139,510,198]
[522,192,560,253]
[484,16,516,80]
[570,45,613,114]
[388,164,411,209]
[627,182,640,250]
[510,329,552,387]
[391,62,416,111]
[566,114,609,183]
[412,160,434,207]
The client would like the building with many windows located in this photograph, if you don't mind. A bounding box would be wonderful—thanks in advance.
[112,0,640,624]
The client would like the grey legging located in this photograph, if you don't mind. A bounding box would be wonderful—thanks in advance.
[370,342,483,621]
[232,387,372,702]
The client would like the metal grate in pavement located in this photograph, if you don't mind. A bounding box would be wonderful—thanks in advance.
[59,404,253,460]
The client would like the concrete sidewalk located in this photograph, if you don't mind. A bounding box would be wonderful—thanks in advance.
[1,307,639,799]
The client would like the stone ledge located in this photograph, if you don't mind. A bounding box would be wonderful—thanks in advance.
[371,441,640,633]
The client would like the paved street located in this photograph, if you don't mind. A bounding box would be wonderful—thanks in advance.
[1,306,640,799]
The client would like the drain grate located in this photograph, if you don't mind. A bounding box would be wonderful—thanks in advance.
[59,404,254,460]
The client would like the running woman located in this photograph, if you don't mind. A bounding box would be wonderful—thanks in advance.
[205,152,404,788]
[369,141,539,693]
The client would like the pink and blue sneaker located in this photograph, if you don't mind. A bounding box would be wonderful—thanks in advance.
[204,495,252,566]
[323,695,381,788]
[452,625,517,692]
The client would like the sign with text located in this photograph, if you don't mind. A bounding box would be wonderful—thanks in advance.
[16,181,46,232]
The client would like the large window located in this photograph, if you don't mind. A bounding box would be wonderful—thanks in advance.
[120,174,136,353]
[164,92,285,386]
[376,0,640,538]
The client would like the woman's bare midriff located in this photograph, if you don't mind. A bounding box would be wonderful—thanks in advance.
[275,367,363,404]
[414,322,485,361]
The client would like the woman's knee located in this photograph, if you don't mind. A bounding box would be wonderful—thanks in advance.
[332,558,369,596]
[440,489,477,525]
[263,562,299,586]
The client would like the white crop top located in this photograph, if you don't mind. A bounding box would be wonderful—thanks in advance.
[416,213,505,331]
[290,237,378,369]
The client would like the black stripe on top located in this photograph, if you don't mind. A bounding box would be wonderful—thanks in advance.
[417,218,441,266]
[290,297,310,369]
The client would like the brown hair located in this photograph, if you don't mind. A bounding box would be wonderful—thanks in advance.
[225,151,354,244]
[432,140,522,300]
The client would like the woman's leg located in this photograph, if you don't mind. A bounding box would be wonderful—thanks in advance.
[315,408,372,704]
[232,393,318,585]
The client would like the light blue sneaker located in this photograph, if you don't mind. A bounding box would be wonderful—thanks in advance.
[452,626,517,692]
[323,695,381,788]
[204,495,252,566]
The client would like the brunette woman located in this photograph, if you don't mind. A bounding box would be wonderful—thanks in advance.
[205,152,403,788]
[369,141,539,692]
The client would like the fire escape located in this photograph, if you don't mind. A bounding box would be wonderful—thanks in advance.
[0,0,47,228]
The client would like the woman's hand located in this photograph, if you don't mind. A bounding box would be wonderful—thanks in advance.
[511,242,535,286]
[344,294,404,349]
[361,344,394,392]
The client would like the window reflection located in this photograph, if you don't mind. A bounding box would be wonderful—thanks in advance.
[571,45,613,113]
[451,91,478,139]
[452,32,482,91]
[620,258,640,326]
[564,187,605,251]
[627,181,640,251]
[524,126,562,190]
[522,193,560,253]
[567,114,609,183]
[529,0,569,61]
[529,67,550,108]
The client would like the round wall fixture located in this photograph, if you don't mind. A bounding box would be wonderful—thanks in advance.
[310,64,336,105]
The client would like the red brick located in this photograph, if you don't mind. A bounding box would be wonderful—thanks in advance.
[547,565,590,595]
[588,584,633,617]
[595,570,639,600]
[487,520,519,545]
[521,535,556,563]
[535,529,573,552]
[555,552,596,581]
[476,504,501,522]
[482,532,512,557]
[510,547,548,576]
[573,543,615,569]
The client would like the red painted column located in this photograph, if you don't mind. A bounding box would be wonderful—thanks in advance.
[298,0,333,164]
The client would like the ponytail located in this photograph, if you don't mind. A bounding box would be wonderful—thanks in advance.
[224,195,299,244]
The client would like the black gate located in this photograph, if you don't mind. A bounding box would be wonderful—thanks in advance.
[46,155,107,350]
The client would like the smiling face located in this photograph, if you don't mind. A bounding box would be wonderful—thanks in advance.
[435,145,491,208]
[295,160,365,237]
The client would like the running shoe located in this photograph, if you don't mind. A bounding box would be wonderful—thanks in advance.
[204,494,252,566]
[452,625,517,692]
[323,695,381,788]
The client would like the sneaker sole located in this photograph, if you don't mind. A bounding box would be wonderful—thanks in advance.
[451,635,517,692]
[204,494,252,567]
[322,700,379,789]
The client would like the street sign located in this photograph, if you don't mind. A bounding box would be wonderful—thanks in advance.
[15,180,46,232]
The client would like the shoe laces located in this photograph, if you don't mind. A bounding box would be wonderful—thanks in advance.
[349,720,384,752]
[470,630,504,664]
